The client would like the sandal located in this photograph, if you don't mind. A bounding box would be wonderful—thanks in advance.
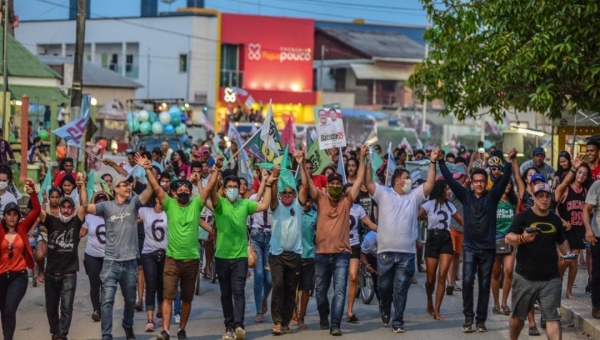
[254,313,263,323]
[454,286,462,291]
[501,305,512,315]
[492,306,501,315]
[347,314,359,323]
[272,324,283,335]
[36,275,45,285]
[282,326,292,334]
[411,277,418,284]
[529,326,540,336]
[298,322,307,330]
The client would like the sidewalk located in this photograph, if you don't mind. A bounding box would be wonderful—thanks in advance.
[559,256,600,338]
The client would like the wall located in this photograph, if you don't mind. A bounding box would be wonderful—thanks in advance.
[82,86,136,107]
[321,92,355,108]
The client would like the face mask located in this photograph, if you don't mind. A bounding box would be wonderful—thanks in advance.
[226,188,239,201]
[280,196,294,206]
[177,193,190,205]
[328,186,343,199]
[0,181,8,190]
[59,212,74,223]
[402,179,412,194]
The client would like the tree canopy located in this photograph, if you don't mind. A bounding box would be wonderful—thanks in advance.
[408,0,600,122]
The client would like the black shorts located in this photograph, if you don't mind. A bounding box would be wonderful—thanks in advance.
[299,258,315,291]
[425,229,453,259]
[351,245,361,259]
[565,225,586,250]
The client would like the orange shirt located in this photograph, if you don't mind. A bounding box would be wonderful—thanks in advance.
[314,191,353,254]
[0,235,27,275]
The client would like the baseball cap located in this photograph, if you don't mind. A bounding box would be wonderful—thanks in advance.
[59,196,75,206]
[193,150,203,158]
[200,146,210,154]
[112,174,132,190]
[533,183,552,195]
[452,163,467,179]
[532,147,545,156]
[3,202,20,219]
[530,173,546,184]
[327,173,344,183]
[94,193,109,203]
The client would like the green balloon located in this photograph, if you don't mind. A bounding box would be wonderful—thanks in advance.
[38,130,49,141]
[140,121,152,134]
[175,124,186,135]
[131,119,140,132]
[149,111,158,123]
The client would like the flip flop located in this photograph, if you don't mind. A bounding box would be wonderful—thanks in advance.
[529,326,540,336]
[282,326,292,334]
[492,306,501,315]
[347,314,359,323]
[501,305,512,315]
[272,324,283,335]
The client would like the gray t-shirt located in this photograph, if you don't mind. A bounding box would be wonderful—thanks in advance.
[584,181,600,238]
[95,196,143,261]
[449,192,464,232]
[519,159,555,181]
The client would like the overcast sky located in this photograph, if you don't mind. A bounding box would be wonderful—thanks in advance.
[16,0,427,26]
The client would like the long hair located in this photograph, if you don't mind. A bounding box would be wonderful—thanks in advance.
[503,182,518,207]
[172,149,189,176]
[345,157,359,178]
[577,163,593,190]
[522,167,539,184]
[429,179,449,212]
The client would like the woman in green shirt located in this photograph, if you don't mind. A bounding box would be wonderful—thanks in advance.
[491,181,517,316]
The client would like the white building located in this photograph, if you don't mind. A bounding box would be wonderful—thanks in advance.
[15,14,218,107]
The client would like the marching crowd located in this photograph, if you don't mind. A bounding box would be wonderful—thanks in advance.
[0,135,600,340]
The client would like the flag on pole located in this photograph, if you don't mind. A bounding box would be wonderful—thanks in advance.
[336,147,346,183]
[385,142,396,186]
[260,101,280,157]
[99,178,113,197]
[280,119,296,154]
[86,172,95,204]
[52,108,91,148]
[278,146,297,193]
[365,115,378,145]
[306,138,331,175]
[399,137,413,155]
[200,112,214,131]
[244,95,255,108]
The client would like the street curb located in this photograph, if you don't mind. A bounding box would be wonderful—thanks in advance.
[560,301,600,338]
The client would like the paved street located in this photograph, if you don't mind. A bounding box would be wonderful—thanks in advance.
[13,236,592,340]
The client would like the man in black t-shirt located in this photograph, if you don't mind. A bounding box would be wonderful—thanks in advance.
[40,176,87,340]
[505,183,572,340]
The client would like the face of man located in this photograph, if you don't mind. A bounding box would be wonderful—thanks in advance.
[587,145,599,163]
[161,141,169,152]
[114,180,132,197]
[60,201,74,217]
[127,155,135,166]
[328,179,342,190]
[446,156,455,164]
[64,161,74,173]
[533,153,545,167]
[201,163,209,177]
[102,175,113,187]
[159,178,170,192]
[191,167,202,178]
[306,162,314,176]
[489,166,502,179]
[471,173,487,196]
[393,171,410,191]
[152,153,161,162]
[534,191,551,211]
[318,110,328,124]
[331,150,339,163]
[329,109,338,122]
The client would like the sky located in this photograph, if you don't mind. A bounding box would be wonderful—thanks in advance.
[15,0,428,27]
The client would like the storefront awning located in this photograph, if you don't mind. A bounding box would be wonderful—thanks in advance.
[9,85,69,106]
[350,64,412,81]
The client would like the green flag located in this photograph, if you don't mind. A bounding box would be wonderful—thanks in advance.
[371,150,384,182]
[99,178,113,198]
[86,172,95,204]
[278,146,297,193]
[306,138,331,175]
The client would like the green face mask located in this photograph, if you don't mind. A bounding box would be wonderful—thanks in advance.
[328,186,343,198]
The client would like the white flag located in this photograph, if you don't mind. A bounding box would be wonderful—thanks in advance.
[385,142,396,186]
[245,95,255,108]
[365,114,378,145]
[260,100,280,156]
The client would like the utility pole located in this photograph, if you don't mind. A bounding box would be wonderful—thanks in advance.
[320,45,325,92]
[2,0,9,140]
[70,0,87,119]
[421,15,430,135]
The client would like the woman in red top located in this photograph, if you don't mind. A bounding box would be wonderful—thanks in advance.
[0,178,40,340]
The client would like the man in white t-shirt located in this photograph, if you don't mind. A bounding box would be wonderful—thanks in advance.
[58,103,67,126]
[364,147,440,333]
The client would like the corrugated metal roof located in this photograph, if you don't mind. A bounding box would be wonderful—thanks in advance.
[37,56,143,89]
[318,27,425,60]
[315,21,426,46]
[1,27,61,79]
[9,85,69,105]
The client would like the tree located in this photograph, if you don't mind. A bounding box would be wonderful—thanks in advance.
[408,0,600,122]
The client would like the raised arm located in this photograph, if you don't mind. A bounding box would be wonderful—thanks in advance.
[296,151,309,205]
[512,153,526,198]
[145,158,167,206]
[555,154,582,202]
[133,154,155,205]
[270,167,280,210]
[103,158,128,176]
[300,157,319,199]
[365,153,376,196]
[21,179,41,231]
[423,147,441,197]
[253,169,270,202]
[349,145,368,201]
[76,174,87,220]
[489,149,516,200]
[256,167,278,212]
[207,155,225,207]
[438,152,467,202]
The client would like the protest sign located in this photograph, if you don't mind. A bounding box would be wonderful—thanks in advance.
[313,104,346,150]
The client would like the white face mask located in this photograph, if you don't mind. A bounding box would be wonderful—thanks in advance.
[0,181,8,190]
[402,179,412,194]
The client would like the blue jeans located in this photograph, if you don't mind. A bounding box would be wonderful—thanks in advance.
[462,247,495,323]
[99,259,138,340]
[250,230,272,314]
[315,252,350,329]
[377,252,415,328]
[44,273,77,337]
[0,271,28,340]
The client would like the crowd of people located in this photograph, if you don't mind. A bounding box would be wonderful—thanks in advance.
[0,132,599,340]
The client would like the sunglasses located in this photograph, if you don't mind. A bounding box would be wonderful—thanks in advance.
[490,167,501,171]
[8,243,13,259]
[117,181,131,188]
[175,181,192,189]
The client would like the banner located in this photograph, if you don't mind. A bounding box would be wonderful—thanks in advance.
[365,114,378,145]
[280,119,296,154]
[385,142,396,186]
[260,101,281,156]
[313,104,347,150]
[306,138,331,175]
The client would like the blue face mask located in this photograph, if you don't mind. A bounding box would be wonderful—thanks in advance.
[226,188,239,201]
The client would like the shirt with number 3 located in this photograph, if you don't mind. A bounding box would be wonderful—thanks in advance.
[421,200,457,231]
[139,208,168,254]
[349,204,367,247]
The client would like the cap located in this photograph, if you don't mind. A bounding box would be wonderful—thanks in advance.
[94,193,108,203]
[193,150,203,158]
[112,174,132,190]
[452,163,467,179]
[532,146,545,156]
[59,196,75,206]
[327,172,344,183]
[458,145,466,153]
[3,202,20,218]
[530,173,546,184]
[533,183,552,195]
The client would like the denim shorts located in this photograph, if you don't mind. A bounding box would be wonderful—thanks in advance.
[425,229,453,258]
[511,273,561,321]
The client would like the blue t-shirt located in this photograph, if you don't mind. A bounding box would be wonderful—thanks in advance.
[301,208,317,259]
[270,198,303,256]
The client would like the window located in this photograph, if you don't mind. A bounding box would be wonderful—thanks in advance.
[109,54,118,72]
[179,54,188,73]
[220,44,241,87]
[126,54,133,72]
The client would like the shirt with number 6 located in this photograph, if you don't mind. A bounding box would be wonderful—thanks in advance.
[139,208,168,254]
[83,214,106,258]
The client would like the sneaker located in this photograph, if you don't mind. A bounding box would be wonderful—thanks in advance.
[157,330,170,340]
[145,320,155,332]
[320,315,330,330]
[476,322,487,332]
[329,327,342,336]
[174,314,181,324]
[91,310,100,322]
[177,329,189,340]
[380,313,391,326]
[222,329,233,340]
[124,327,136,340]
[462,316,473,333]
[234,327,245,340]
[392,325,405,333]
[446,285,454,296]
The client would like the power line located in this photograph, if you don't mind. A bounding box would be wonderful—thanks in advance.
[276,0,424,13]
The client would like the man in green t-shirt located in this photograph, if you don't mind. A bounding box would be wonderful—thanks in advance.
[206,165,278,340]
[146,156,218,340]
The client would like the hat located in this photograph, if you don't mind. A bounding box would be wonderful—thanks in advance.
[533,183,552,195]
[458,145,466,153]
[59,196,75,206]
[193,150,203,158]
[200,146,210,154]
[94,193,108,203]
[452,163,467,179]
[327,172,344,183]
[3,202,20,219]
[530,173,546,184]
[112,174,132,190]
[532,147,545,156]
